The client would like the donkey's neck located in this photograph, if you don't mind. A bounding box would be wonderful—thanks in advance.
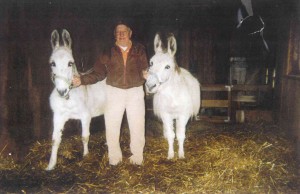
[170,65,182,81]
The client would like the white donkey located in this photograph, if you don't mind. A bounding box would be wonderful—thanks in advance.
[46,29,106,170]
[145,33,201,159]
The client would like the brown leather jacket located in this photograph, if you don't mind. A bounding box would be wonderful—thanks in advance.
[81,41,149,89]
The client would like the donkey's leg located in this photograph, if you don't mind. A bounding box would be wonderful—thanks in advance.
[162,115,175,159]
[46,114,67,171]
[81,115,91,156]
[176,116,189,159]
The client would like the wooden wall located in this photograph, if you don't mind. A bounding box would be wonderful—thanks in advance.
[279,78,300,136]
[276,15,300,153]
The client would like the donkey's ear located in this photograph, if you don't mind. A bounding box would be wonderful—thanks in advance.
[167,35,177,56]
[62,29,72,49]
[51,30,59,50]
[154,33,162,53]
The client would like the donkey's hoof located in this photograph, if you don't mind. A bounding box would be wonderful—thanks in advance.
[109,157,122,165]
[167,153,174,160]
[178,151,185,159]
[45,166,54,171]
[129,155,143,165]
[83,151,89,157]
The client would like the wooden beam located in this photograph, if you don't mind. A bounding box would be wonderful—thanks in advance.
[231,84,272,91]
[201,84,231,91]
[201,100,229,108]
[197,115,231,123]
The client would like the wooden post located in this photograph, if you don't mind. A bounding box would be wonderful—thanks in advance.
[27,58,42,138]
[0,3,18,159]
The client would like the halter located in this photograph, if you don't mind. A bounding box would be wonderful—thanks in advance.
[147,63,180,87]
[51,63,77,99]
[146,71,166,91]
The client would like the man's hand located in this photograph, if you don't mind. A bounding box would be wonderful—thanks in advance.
[72,76,81,87]
[142,70,149,80]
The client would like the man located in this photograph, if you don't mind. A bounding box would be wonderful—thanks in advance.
[72,20,148,165]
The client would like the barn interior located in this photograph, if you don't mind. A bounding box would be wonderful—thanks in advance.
[1,0,300,193]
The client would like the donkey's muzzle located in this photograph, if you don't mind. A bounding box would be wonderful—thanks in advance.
[57,89,68,97]
[146,83,156,92]
[146,73,159,91]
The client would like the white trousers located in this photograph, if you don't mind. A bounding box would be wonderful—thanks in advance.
[105,85,145,165]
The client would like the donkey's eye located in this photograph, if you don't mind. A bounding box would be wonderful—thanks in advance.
[68,62,74,67]
[50,62,56,67]
[165,65,170,69]
[150,61,153,66]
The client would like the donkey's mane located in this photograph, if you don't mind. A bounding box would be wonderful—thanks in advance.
[175,64,181,73]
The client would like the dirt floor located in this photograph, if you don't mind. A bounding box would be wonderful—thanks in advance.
[0,113,299,193]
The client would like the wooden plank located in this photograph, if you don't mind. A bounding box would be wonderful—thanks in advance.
[197,115,231,123]
[201,100,229,108]
[201,84,231,91]
[231,84,272,91]
[201,84,272,92]
[233,95,256,102]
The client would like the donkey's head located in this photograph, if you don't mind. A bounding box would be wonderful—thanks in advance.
[146,33,178,93]
[49,29,76,98]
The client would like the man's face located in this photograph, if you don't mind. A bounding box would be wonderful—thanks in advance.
[115,24,132,46]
